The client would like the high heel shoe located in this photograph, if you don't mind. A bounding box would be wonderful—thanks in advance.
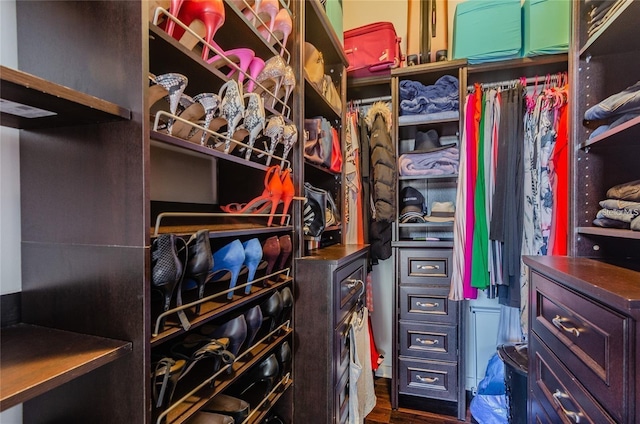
[276,234,292,272]
[255,55,286,108]
[170,334,235,379]
[210,79,245,153]
[257,7,292,56]
[260,290,283,336]
[220,165,282,216]
[171,0,226,61]
[149,73,188,134]
[210,239,246,300]
[151,234,186,332]
[183,229,213,315]
[263,115,285,166]
[240,353,280,399]
[206,47,255,85]
[262,235,280,276]
[244,0,279,32]
[201,394,250,423]
[187,412,234,424]
[201,315,247,357]
[278,167,294,225]
[236,93,266,161]
[190,92,221,145]
[243,305,263,353]
[276,66,295,115]
[153,356,186,410]
[244,57,266,93]
[279,286,293,329]
[242,238,263,294]
[276,340,291,380]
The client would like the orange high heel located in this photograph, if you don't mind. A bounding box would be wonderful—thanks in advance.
[278,167,294,226]
[171,0,226,61]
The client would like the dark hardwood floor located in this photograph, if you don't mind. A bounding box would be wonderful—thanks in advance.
[365,378,474,424]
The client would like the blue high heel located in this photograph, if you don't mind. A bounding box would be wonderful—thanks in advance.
[210,239,245,300]
[242,238,263,295]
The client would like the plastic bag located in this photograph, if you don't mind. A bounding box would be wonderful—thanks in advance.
[469,353,508,424]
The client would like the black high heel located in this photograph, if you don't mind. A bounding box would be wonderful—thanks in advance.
[152,357,186,411]
[243,305,263,354]
[276,341,291,381]
[170,334,235,380]
[279,286,293,331]
[151,234,186,332]
[184,229,212,315]
[240,353,280,399]
[201,315,247,357]
[201,393,250,423]
[260,291,283,340]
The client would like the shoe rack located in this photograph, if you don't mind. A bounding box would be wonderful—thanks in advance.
[1,0,301,422]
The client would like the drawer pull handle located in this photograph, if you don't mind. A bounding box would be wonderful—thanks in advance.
[552,390,583,423]
[417,264,439,270]
[416,338,438,345]
[346,279,364,290]
[552,315,581,337]
[416,301,439,308]
[416,375,439,384]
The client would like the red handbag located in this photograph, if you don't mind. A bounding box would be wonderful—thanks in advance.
[329,127,342,173]
[343,22,404,78]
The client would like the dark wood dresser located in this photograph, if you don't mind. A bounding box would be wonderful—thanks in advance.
[524,256,640,423]
[293,244,369,423]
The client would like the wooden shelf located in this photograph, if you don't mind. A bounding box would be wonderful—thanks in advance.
[0,65,130,129]
[398,222,454,229]
[392,240,454,248]
[398,114,459,127]
[399,174,458,181]
[0,324,131,411]
[467,54,568,82]
[579,115,640,150]
[577,226,640,240]
[579,1,640,57]
[304,75,341,120]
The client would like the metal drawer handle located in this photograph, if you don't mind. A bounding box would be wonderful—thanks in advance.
[416,375,439,384]
[417,264,439,270]
[552,390,583,423]
[416,338,438,345]
[552,315,581,337]
[416,301,439,308]
[346,279,364,290]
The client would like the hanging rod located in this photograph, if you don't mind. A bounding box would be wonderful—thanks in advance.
[350,95,392,106]
[466,73,566,91]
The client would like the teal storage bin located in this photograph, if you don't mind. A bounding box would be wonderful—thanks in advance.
[453,0,522,64]
[325,0,343,44]
[522,0,570,56]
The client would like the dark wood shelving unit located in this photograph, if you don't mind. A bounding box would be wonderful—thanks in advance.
[579,1,640,57]
[0,324,131,411]
[0,65,130,129]
[576,226,640,240]
[304,76,341,120]
[392,240,454,249]
[579,115,640,150]
[467,53,568,81]
[304,0,348,68]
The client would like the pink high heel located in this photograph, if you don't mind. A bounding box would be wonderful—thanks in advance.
[244,0,279,32]
[206,48,255,84]
[257,8,292,55]
[171,0,226,61]
[244,57,266,93]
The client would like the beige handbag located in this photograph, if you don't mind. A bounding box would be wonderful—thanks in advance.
[304,42,325,88]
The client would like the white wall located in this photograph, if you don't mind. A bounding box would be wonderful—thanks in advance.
[1,0,24,420]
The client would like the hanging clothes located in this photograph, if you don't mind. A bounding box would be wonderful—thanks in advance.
[345,111,363,244]
[348,307,376,424]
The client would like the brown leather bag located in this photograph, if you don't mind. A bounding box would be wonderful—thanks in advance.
[304,117,333,169]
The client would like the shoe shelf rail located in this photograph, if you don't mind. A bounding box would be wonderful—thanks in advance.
[151,269,292,339]
[151,7,292,119]
[0,65,130,130]
[239,372,292,424]
[0,324,131,411]
[151,110,293,170]
[158,322,292,424]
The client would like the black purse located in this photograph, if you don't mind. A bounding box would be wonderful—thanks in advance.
[303,183,327,238]
[304,117,333,168]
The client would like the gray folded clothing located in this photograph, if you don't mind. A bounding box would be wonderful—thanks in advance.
[632,216,640,231]
[599,199,640,213]
[596,208,639,222]
[593,217,630,229]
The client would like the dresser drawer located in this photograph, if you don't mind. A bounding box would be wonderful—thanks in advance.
[398,357,458,401]
[399,286,458,323]
[335,365,350,424]
[335,315,351,381]
[531,271,628,422]
[530,334,616,424]
[334,258,365,326]
[398,248,452,286]
[399,321,458,361]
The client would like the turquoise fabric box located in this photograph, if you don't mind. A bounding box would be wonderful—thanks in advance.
[522,0,570,56]
[453,0,522,64]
